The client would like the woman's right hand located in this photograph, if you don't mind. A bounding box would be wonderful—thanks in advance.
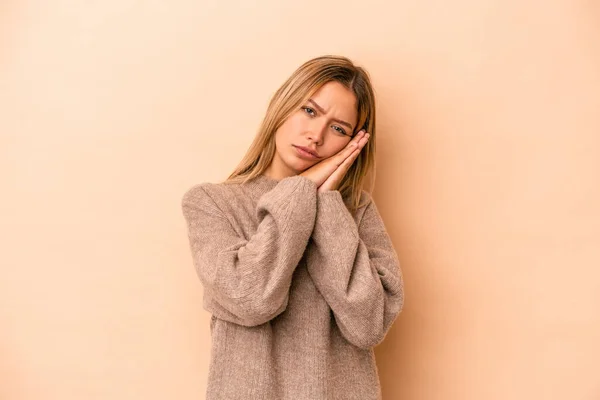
[299,130,367,187]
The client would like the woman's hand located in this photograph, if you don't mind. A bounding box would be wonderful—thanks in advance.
[318,130,369,193]
[299,130,370,192]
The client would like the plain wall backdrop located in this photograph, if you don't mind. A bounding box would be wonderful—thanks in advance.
[1,1,599,399]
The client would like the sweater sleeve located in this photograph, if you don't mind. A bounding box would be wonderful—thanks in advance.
[305,190,404,349]
[181,175,317,327]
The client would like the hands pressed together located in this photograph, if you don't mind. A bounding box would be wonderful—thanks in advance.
[300,130,370,193]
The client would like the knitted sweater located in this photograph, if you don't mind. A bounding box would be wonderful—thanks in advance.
[181,174,404,400]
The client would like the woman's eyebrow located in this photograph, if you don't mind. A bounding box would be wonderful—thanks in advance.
[308,99,354,131]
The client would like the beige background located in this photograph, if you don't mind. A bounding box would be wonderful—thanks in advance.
[2,1,600,399]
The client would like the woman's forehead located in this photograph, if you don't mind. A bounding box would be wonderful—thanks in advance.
[309,82,357,117]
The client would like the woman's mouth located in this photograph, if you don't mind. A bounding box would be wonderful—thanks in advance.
[293,145,320,160]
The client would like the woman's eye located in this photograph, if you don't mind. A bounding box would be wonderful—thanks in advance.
[302,106,315,116]
[302,107,348,136]
[333,126,348,136]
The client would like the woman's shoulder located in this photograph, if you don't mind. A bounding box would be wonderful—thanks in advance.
[342,188,374,209]
[181,179,245,208]
[359,189,374,203]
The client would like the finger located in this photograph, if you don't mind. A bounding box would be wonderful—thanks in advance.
[350,130,367,147]
[339,147,361,171]
[326,149,359,186]
[335,131,367,163]
[344,133,369,159]
[323,142,363,187]
[356,134,369,149]
[346,135,369,161]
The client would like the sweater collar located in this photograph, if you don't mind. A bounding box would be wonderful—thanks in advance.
[242,174,281,200]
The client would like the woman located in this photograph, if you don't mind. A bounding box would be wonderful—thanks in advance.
[181,55,404,400]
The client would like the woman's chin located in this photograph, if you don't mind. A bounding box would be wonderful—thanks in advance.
[285,156,314,172]
[295,161,318,174]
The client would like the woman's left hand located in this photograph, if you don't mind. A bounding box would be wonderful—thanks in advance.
[318,131,370,193]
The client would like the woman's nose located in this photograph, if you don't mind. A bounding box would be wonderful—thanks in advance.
[307,121,328,144]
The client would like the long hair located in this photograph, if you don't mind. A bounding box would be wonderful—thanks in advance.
[225,55,377,211]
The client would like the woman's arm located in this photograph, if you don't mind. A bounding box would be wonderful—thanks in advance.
[305,190,404,349]
[181,175,317,327]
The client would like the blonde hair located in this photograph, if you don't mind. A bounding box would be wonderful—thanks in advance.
[225,55,377,212]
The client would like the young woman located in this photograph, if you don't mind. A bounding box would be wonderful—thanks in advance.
[182,55,404,400]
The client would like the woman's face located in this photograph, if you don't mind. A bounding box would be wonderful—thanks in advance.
[266,81,358,179]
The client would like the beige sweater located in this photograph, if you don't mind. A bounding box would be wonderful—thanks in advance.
[181,174,404,400]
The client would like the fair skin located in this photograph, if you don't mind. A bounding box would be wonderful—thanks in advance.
[263,81,370,192]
